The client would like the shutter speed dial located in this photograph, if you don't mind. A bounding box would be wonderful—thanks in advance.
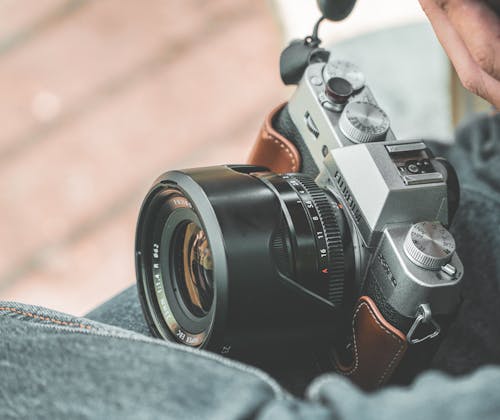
[323,59,365,91]
[339,101,390,143]
[403,221,456,270]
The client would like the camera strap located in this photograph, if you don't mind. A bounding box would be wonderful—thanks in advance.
[279,17,331,85]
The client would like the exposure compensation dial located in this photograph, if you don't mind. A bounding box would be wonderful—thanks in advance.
[403,221,456,270]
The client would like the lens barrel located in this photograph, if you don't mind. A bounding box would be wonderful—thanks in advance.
[136,165,351,363]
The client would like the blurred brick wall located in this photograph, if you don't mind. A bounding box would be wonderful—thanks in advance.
[0,0,285,315]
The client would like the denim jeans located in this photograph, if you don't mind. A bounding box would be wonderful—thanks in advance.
[1,113,499,419]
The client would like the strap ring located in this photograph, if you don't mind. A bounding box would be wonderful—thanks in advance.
[406,304,441,345]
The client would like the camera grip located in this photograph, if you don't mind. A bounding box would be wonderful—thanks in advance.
[335,296,408,390]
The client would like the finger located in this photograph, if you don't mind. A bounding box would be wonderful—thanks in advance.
[440,0,500,80]
[419,0,500,109]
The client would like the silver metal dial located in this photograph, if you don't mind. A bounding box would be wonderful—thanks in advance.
[403,221,456,270]
[323,59,365,91]
[339,101,390,143]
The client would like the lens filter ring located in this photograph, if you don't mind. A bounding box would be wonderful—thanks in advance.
[137,185,215,347]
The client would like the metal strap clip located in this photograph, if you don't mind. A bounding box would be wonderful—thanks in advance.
[406,304,441,344]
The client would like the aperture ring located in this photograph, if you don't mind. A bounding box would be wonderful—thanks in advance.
[283,174,345,305]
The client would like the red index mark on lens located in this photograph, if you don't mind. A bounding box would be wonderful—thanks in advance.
[322,268,328,274]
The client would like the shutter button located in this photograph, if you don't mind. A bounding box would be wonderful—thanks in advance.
[325,77,353,104]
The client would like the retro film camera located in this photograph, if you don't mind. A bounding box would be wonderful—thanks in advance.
[135,0,464,389]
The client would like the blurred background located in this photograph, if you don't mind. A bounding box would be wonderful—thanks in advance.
[0,0,487,315]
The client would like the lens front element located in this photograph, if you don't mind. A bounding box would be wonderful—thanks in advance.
[173,221,214,317]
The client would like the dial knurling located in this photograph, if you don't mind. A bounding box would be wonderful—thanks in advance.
[292,175,345,305]
[403,221,456,270]
[339,101,390,143]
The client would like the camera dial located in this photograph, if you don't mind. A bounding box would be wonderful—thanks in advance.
[403,221,456,270]
[323,59,365,91]
[339,101,390,143]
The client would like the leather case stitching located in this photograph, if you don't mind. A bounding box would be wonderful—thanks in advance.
[338,301,364,376]
[377,336,406,386]
[262,127,298,172]
[341,300,406,385]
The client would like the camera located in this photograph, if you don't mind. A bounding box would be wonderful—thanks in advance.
[135,6,464,388]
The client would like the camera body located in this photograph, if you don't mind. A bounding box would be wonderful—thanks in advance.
[287,60,463,336]
[136,14,465,389]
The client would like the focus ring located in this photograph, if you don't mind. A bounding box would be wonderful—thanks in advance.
[289,174,345,305]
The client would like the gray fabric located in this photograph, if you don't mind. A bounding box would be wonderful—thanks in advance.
[1,113,499,419]
[86,285,151,336]
[0,303,284,419]
[259,367,500,419]
[442,112,500,192]
[430,112,500,374]
[306,367,500,420]
[2,301,500,420]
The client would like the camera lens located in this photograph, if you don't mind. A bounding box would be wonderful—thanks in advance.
[171,221,214,317]
[136,165,353,362]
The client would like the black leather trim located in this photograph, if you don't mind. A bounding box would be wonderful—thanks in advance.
[273,105,319,178]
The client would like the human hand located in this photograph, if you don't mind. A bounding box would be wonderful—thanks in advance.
[419,0,500,109]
